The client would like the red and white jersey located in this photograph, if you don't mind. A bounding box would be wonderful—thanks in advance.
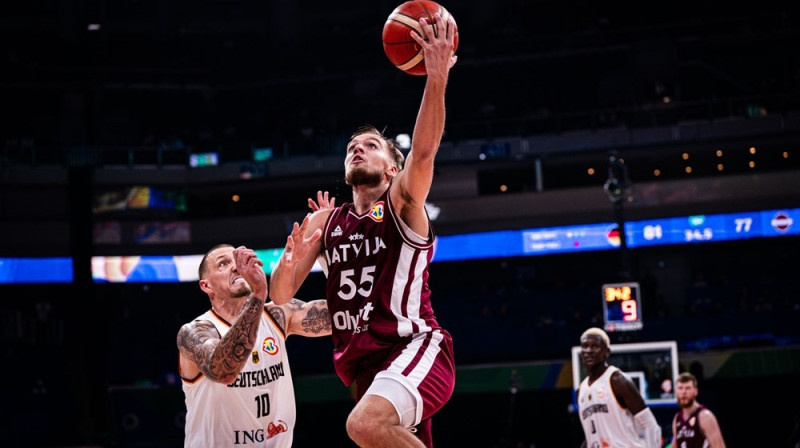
[578,365,645,448]
[181,308,295,448]
[320,188,445,386]
[674,405,710,448]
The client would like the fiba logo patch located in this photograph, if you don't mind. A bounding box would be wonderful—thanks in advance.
[595,385,606,400]
[262,337,279,355]
[369,201,385,222]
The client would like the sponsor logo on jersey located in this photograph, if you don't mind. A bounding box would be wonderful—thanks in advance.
[234,428,266,444]
[332,301,374,334]
[232,420,289,444]
[369,202,385,222]
[331,225,343,237]
[266,420,289,439]
[262,337,279,355]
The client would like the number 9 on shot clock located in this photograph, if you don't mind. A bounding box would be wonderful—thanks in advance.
[602,282,643,332]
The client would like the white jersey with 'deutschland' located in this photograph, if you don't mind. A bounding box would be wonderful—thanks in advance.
[181,308,295,448]
[578,365,645,448]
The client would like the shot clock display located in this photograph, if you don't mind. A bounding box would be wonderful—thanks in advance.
[602,282,643,332]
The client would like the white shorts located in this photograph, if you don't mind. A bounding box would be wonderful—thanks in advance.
[362,371,423,429]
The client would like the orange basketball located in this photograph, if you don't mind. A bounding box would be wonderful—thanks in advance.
[382,0,458,76]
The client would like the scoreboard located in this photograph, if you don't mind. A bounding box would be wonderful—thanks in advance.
[5,207,797,284]
[431,207,799,262]
[626,209,798,247]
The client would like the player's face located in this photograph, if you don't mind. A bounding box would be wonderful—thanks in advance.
[204,247,252,299]
[675,381,698,408]
[579,335,609,368]
[345,133,393,186]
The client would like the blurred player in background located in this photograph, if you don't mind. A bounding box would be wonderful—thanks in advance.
[671,372,726,448]
[577,327,662,448]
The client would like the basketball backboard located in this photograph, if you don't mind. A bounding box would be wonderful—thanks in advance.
[571,341,679,407]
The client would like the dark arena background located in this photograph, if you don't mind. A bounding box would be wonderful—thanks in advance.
[2,1,800,447]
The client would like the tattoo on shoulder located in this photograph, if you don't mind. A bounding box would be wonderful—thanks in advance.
[285,298,304,311]
[177,320,220,367]
[268,306,287,331]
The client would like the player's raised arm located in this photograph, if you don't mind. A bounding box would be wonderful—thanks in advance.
[392,12,457,233]
[269,212,326,305]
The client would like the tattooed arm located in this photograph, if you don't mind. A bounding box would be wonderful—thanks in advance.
[177,293,267,384]
[267,298,331,337]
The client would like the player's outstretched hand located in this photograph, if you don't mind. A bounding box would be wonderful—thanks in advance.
[283,214,322,267]
[412,12,458,76]
[308,190,336,212]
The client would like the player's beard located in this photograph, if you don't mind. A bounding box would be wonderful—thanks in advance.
[232,282,253,299]
[346,165,383,187]
[678,397,695,408]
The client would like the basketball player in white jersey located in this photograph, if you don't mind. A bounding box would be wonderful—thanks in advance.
[177,244,331,447]
[577,327,662,448]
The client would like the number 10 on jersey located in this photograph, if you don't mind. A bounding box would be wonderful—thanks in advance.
[602,282,643,332]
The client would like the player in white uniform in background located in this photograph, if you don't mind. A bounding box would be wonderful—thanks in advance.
[177,243,331,447]
[577,327,662,448]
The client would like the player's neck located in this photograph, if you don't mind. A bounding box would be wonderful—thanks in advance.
[682,402,699,417]
[211,296,247,323]
[587,363,609,383]
[352,183,389,214]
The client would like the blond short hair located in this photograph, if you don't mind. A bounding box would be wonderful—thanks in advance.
[581,327,610,347]
[350,124,405,170]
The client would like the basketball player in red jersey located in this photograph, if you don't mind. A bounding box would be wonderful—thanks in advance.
[672,372,727,448]
[269,12,458,448]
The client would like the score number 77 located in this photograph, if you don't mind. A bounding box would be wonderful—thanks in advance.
[734,217,752,233]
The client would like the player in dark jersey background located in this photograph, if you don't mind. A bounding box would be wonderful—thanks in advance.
[269,12,458,448]
[671,372,727,448]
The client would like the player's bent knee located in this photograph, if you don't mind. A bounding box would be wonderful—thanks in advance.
[346,412,374,444]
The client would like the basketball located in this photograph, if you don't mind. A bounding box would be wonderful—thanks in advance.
[382,0,458,76]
